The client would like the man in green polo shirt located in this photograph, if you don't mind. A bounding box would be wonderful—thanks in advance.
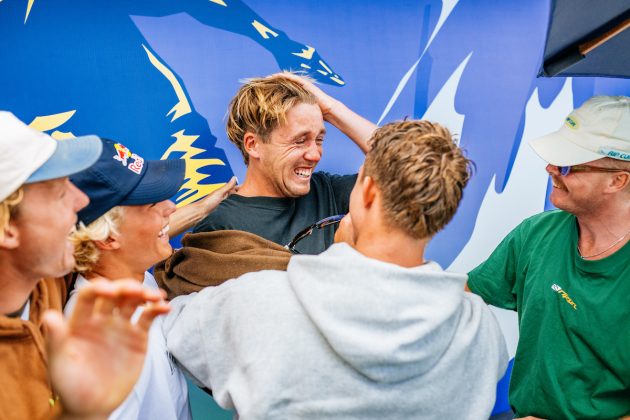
[467,96,630,420]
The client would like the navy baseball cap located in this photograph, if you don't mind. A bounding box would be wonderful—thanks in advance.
[71,138,186,226]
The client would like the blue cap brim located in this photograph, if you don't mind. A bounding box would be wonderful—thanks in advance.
[119,158,186,206]
[26,135,102,183]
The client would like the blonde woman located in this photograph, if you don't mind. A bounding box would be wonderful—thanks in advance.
[65,138,235,420]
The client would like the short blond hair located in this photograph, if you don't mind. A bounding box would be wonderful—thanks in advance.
[71,206,125,273]
[0,188,24,242]
[363,120,472,239]
[226,74,317,164]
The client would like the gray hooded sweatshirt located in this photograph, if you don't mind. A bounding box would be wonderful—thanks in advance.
[164,243,508,419]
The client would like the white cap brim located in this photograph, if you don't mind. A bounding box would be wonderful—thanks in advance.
[529,129,603,166]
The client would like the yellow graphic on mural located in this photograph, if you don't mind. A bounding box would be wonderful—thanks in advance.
[24,0,36,23]
[143,44,227,206]
[209,0,228,6]
[293,46,315,60]
[142,45,192,122]
[252,20,279,39]
[28,111,77,139]
[162,130,226,207]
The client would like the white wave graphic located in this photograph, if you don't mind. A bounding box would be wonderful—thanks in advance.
[377,0,460,125]
[420,52,471,138]
[447,79,574,357]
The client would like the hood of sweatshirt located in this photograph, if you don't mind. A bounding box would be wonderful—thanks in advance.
[287,243,468,383]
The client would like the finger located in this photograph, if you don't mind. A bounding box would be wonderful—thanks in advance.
[68,280,117,324]
[115,294,145,320]
[113,286,165,320]
[93,292,119,316]
[136,301,170,331]
[42,310,69,356]
[213,177,237,198]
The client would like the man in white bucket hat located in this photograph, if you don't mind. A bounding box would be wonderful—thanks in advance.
[467,96,630,419]
[0,111,169,419]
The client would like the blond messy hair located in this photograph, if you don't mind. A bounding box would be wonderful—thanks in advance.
[226,73,318,164]
[71,206,125,273]
[363,120,472,239]
[0,188,24,241]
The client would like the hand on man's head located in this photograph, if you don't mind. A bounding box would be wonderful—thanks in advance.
[272,72,336,117]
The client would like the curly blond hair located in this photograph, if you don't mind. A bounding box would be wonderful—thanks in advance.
[0,188,24,242]
[71,206,125,273]
[363,120,472,239]
[226,74,317,164]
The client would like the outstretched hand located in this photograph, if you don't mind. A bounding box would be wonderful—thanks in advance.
[43,280,169,419]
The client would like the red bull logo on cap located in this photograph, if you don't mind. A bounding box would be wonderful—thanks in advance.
[113,143,144,175]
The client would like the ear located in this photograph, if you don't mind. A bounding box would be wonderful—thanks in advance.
[243,132,262,161]
[0,223,20,250]
[93,235,121,251]
[361,176,378,209]
[608,171,630,193]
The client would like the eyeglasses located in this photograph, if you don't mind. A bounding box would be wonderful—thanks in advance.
[556,164,629,176]
[285,214,345,254]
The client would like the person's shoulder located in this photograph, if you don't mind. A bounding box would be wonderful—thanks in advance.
[310,171,357,190]
[197,269,290,303]
[311,171,332,184]
[520,209,572,233]
[192,195,241,232]
[311,171,356,181]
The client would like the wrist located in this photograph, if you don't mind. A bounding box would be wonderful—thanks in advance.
[323,98,343,120]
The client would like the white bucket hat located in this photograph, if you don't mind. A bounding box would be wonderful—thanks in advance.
[0,111,102,202]
[529,96,630,166]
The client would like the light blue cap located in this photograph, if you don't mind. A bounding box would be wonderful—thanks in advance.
[26,135,103,183]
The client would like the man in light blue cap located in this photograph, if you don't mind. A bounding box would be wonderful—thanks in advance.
[0,111,170,419]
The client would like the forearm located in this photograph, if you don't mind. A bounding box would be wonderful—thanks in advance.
[325,100,377,154]
[168,202,206,237]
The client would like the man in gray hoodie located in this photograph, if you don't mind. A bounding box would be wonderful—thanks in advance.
[163,119,509,419]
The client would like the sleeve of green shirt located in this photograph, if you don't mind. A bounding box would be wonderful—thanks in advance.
[467,221,527,311]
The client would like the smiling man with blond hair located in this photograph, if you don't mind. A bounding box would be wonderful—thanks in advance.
[193,73,376,254]
[467,96,630,419]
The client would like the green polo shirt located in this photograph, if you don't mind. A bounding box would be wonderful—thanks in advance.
[468,210,630,419]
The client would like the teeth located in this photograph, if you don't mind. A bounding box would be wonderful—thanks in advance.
[295,168,312,178]
[158,225,170,237]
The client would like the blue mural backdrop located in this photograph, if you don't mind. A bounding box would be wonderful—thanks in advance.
[2,0,630,416]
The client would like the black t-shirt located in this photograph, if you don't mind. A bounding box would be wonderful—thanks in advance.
[193,172,357,254]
